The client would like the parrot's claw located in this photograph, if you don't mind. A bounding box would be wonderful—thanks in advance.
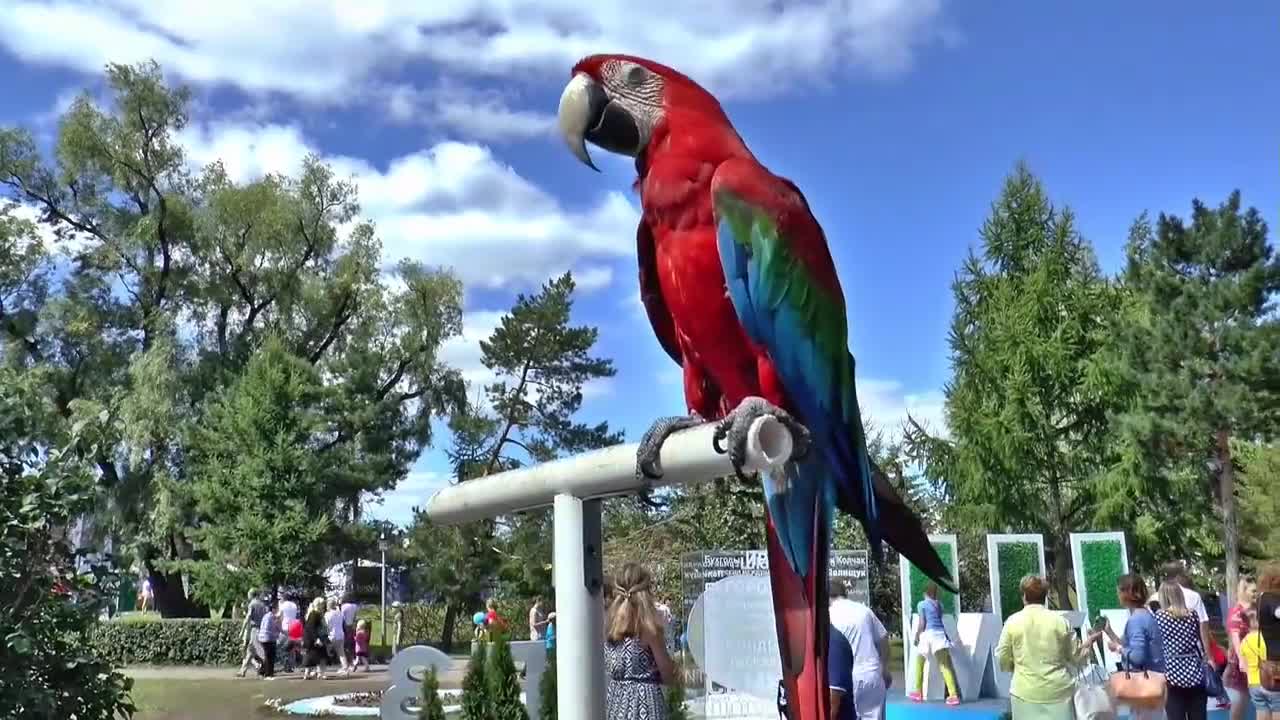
[712,397,811,483]
[635,413,706,482]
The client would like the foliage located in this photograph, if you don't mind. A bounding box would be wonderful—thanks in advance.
[0,369,135,720]
[1101,192,1280,599]
[905,164,1120,606]
[906,540,958,616]
[994,542,1042,622]
[89,617,241,665]
[419,665,447,720]
[0,60,466,616]
[460,641,490,720]
[539,649,557,720]
[665,678,691,720]
[1078,540,1124,621]
[407,272,620,646]
[183,337,333,608]
[487,634,528,720]
[1237,441,1280,566]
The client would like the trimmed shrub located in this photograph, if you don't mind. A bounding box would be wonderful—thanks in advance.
[90,617,242,665]
[487,635,528,720]
[665,677,690,720]
[460,641,489,720]
[419,665,446,720]
[539,649,557,720]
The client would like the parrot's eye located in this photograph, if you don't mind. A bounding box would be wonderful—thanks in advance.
[623,63,648,87]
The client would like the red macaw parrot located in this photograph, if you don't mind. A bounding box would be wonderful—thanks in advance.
[557,54,955,720]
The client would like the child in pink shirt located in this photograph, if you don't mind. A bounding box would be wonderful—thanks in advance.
[353,620,371,672]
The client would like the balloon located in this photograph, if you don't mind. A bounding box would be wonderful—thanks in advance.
[473,612,486,626]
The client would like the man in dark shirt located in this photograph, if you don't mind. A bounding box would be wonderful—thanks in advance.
[237,589,268,677]
[828,623,857,720]
[775,627,858,720]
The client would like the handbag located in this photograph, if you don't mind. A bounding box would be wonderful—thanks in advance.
[1257,635,1280,692]
[1202,659,1226,699]
[1108,660,1167,710]
[1195,629,1227,699]
[1076,665,1118,720]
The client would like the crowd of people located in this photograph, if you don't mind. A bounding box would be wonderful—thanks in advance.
[234,590,372,680]
[215,557,1280,720]
[996,561,1280,720]
[591,559,1280,720]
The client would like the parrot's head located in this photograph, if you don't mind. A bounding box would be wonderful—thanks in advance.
[557,54,728,171]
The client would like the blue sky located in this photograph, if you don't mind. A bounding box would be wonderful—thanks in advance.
[1,1,1276,525]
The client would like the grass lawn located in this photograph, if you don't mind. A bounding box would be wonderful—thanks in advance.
[131,675,397,720]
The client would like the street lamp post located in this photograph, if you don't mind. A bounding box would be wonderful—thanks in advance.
[379,531,389,649]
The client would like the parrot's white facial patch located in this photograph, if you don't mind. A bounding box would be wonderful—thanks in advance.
[600,60,664,150]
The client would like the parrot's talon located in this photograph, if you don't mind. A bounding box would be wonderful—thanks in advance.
[635,413,705,484]
[715,397,810,484]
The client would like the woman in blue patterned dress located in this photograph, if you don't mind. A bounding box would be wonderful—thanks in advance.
[605,562,677,720]
[1156,580,1209,720]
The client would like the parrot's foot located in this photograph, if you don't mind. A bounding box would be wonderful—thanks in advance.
[712,397,811,483]
[635,413,706,481]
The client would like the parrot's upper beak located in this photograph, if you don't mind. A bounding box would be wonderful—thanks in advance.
[557,73,642,172]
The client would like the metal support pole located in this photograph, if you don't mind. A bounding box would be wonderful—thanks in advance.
[553,494,605,720]
[380,549,387,648]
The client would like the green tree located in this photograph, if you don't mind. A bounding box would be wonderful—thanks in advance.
[408,272,620,646]
[0,60,465,615]
[183,337,334,608]
[419,664,447,720]
[460,641,490,720]
[905,164,1119,605]
[0,368,134,720]
[1104,192,1280,602]
[1237,441,1280,565]
[487,634,528,720]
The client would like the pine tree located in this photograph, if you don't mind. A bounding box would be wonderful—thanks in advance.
[419,665,447,720]
[904,164,1120,606]
[487,634,528,720]
[1107,192,1280,598]
[460,641,490,720]
[538,649,557,720]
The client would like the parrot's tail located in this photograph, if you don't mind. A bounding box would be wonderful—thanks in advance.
[765,511,830,720]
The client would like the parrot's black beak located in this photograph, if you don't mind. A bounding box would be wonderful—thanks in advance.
[558,73,642,171]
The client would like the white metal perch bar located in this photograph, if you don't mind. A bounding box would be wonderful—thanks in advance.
[424,413,798,720]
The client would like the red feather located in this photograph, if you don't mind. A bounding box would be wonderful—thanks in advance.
[625,79,831,720]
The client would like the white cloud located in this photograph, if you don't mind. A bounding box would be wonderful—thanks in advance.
[4,201,94,256]
[0,1,952,108]
[364,469,449,525]
[382,83,555,143]
[648,367,945,439]
[176,121,640,291]
[440,310,505,393]
[856,377,948,440]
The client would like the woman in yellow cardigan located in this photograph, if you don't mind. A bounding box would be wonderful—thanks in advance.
[996,576,1102,720]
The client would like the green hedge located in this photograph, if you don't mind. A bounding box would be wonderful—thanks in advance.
[397,599,536,647]
[1079,540,1125,621]
[995,542,1042,622]
[907,541,958,616]
[92,599,541,666]
[91,618,242,665]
